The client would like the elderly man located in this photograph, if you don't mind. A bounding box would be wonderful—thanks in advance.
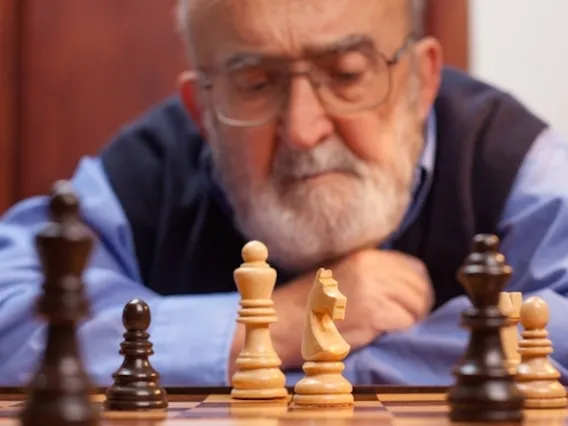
[0,0,567,387]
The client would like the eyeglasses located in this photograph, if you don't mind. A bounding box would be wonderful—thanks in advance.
[187,36,414,127]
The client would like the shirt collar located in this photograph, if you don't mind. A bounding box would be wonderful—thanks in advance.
[415,109,437,193]
[385,109,437,245]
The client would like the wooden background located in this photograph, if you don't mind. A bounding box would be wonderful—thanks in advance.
[0,0,469,214]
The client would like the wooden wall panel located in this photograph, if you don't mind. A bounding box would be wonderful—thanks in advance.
[425,0,469,71]
[17,0,188,200]
[0,0,19,214]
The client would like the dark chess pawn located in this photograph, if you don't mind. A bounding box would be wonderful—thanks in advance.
[447,234,525,423]
[20,180,99,426]
[104,299,168,411]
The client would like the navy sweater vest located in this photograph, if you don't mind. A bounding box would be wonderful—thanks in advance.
[100,68,546,309]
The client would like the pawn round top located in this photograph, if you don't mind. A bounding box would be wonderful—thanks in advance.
[241,240,268,263]
[123,299,151,331]
[520,296,548,330]
[471,234,500,253]
[49,180,80,221]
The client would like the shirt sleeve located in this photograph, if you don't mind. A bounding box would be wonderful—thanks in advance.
[342,127,568,386]
[0,157,240,387]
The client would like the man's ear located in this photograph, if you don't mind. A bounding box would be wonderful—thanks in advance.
[413,36,443,122]
[178,71,205,136]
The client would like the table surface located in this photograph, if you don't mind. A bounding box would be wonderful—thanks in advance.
[0,386,565,425]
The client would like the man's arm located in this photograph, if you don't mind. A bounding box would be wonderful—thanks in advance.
[0,157,240,386]
[342,127,568,386]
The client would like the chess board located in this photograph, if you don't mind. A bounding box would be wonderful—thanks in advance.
[0,386,566,425]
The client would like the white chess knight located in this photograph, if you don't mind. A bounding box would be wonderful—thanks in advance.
[292,268,353,407]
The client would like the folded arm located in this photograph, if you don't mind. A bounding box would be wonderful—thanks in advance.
[0,157,240,386]
[343,128,568,386]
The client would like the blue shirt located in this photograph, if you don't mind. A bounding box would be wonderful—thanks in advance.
[0,112,567,387]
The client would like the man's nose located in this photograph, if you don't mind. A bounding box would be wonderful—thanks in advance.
[281,77,334,150]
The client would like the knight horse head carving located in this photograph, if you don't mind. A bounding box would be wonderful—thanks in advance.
[301,268,350,362]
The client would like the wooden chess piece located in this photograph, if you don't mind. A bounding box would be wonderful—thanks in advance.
[447,234,524,423]
[292,268,353,407]
[499,291,523,375]
[20,180,99,426]
[230,241,287,400]
[515,296,567,408]
[104,299,168,410]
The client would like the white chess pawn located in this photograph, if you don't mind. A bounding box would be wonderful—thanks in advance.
[515,296,567,408]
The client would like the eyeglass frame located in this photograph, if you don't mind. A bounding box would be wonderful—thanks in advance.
[184,35,416,127]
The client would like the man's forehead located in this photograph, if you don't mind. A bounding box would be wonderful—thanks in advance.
[185,0,408,68]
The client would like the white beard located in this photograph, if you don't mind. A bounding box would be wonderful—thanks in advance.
[207,80,424,272]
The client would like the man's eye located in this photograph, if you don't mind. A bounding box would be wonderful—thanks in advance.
[321,50,370,84]
[245,79,270,92]
[331,70,365,83]
[241,79,269,91]
[231,72,274,93]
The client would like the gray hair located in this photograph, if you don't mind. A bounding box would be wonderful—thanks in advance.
[409,0,427,36]
[175,0,191,44]
[176,0,427,47]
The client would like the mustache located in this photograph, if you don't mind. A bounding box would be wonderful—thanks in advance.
[271,137,367,183]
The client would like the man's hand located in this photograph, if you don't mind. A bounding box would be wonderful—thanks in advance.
[261,249,434,370]
[331,249,434,345]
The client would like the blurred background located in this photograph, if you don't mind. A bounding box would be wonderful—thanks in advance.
[0,0,566,214]
[469,0,568,141]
